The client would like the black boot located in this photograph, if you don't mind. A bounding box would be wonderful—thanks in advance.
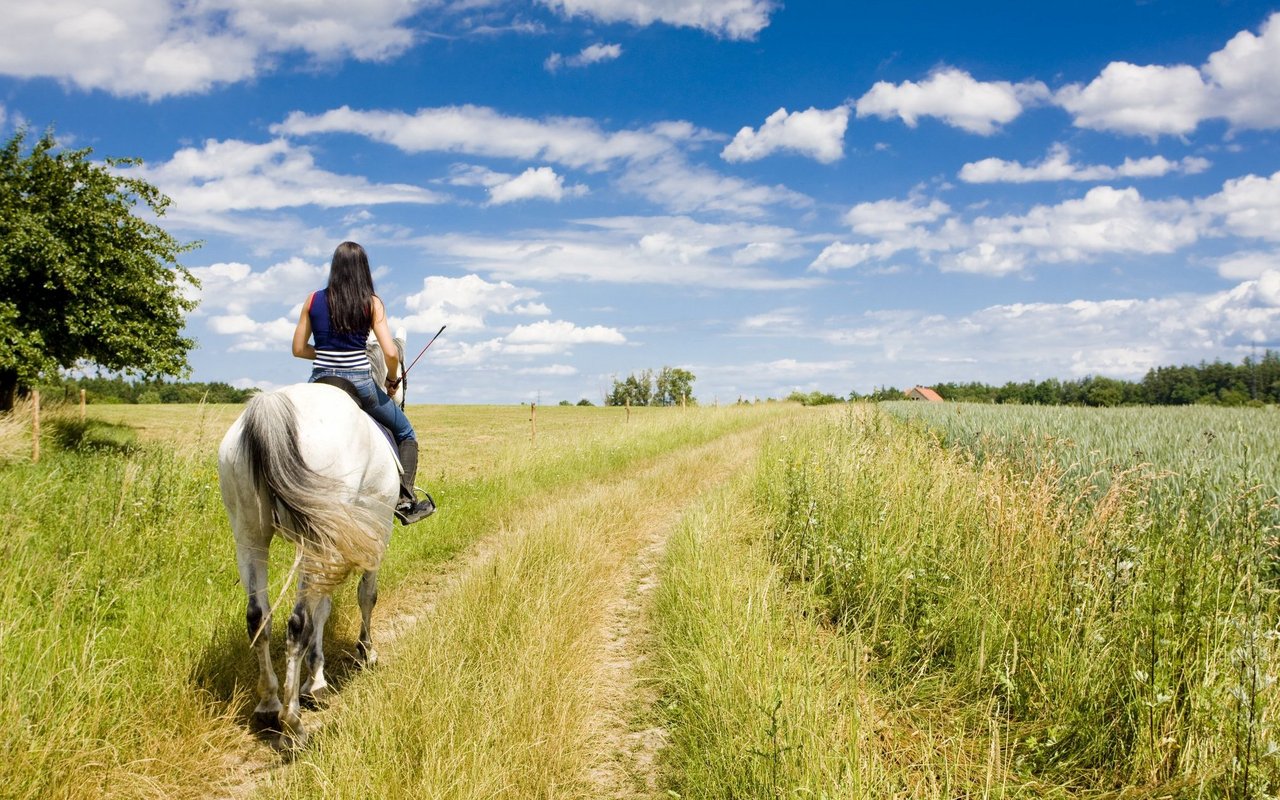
[395,438,436,525]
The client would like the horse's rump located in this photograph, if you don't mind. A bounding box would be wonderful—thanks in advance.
[238,389,388,591]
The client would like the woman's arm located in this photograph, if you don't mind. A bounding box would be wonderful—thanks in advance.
[370,296,400,380]
[292,295,316,360]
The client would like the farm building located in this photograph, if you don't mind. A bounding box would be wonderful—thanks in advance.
[906,386,944,402]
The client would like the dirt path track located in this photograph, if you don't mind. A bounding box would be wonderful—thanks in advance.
[214,421,765,799]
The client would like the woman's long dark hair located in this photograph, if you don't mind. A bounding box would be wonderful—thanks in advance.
[326,241,376,333]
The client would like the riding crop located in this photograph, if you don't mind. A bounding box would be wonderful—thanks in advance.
[391,325,445,408]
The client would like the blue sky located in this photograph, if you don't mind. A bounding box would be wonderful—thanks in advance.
[4,0,1279,403]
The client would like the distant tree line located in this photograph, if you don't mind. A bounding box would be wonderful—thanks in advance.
[919,352,1280,407]
[606,367,696,406]
[36,374,258,405]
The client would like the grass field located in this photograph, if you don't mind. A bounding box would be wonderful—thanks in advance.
[2,398,1276,798]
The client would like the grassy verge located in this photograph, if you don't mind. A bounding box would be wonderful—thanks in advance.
[650,471,872,798]
[0,403,794,799]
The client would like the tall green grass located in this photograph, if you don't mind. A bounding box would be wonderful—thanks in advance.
[758,405,1279,795]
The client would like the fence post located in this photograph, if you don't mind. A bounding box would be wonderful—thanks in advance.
[32,390,41,463]
[80,388,86,421]
[530,402,537,443]
[681,392,686,409]
[625,398,630,423]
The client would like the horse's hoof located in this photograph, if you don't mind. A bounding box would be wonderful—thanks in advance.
[250,710,280,733]
[362,648,379,667]
[302,683,331,707]
[270,728,309,754]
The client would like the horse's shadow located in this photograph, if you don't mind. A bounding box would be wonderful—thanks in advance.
[188,599,373,744]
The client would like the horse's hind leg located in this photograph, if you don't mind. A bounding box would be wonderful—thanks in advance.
[235,538,281,728]
[280,588,318,745]
[300,595,332,703]
[356,569,379,666]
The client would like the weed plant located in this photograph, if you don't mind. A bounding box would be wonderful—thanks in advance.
[759,405,1280,796]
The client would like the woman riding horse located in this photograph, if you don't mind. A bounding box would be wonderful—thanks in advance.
[291,241,435,524]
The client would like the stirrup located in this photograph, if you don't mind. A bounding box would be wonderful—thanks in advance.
[395,488,436,525]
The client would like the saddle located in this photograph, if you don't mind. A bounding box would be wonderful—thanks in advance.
[313,376,400,465]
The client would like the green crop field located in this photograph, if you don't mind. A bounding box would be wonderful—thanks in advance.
[1,399,1276,798]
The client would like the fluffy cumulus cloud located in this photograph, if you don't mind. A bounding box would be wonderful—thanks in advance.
[122,138,444,215]
[505,319,626,346]
[488,166,588,204]
[721,106,851,163]
[1198,171,1280,241]
[186,257,328,315]
[1056,12,1280,136]
[208,313,298,352]
[0,0,427,98]
[544,42,623,72]
[960,143,1210,183]
[401,274,547,332]
[536,0,775,40]
[855,68,1049,134]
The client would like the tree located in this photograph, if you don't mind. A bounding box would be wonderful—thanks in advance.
[655,366,696,406]
[0,129,198,411]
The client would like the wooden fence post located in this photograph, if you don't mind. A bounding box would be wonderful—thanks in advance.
[80,388,86,421]
[32,390,41,463]
[625,398,630,423]
[530,402,537,443]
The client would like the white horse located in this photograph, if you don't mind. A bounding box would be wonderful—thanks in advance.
[217,334,405,746]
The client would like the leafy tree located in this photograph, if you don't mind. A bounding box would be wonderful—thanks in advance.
[576,398,594,406]
[0,129,198,411]
[655,366,696,406]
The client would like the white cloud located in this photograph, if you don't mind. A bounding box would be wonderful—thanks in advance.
[855,68,1049,135]
[1055,62,1212,137]
[845,197,951,236]
[1056,12,1280,136]
[122,138,445,215]
[516,364,578,376]
[813,185,1203,276]
[802,275,1280,388]
[273,104,704,172]
[1199,170,1280,241]
[400,274,545,333]
[208,313,297,352]
[419,215,821,289]
[488,166,588,204]
[506,319,625,344]
[545,42,622,72]
[616,153,809,217]
[1204,12,1280,129]
[275,104,802,217]
[1214,251,1280,280]
[187,257,328,315]
[536,0,775,40]
[959,143,1211,183]
[0,0,426,98]
[721,105,850,163]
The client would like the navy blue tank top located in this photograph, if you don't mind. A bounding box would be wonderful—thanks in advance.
[309,289,371,370]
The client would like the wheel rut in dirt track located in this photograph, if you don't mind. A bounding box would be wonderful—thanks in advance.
[213,422,767,799]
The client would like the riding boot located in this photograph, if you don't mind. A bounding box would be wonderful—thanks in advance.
[394,438,436,525]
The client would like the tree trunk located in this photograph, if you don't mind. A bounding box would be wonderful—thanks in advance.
[0,369,18,413]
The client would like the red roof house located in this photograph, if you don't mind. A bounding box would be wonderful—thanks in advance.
[905,386,944,402]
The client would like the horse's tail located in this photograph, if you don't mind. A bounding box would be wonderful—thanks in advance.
[239,391,386,592]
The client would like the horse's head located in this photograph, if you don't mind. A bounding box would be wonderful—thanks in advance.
[367,328,407,403]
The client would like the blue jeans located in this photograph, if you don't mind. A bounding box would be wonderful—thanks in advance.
[308,367,416,444]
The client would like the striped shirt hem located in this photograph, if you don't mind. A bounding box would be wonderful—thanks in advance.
[314,349,370,370]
